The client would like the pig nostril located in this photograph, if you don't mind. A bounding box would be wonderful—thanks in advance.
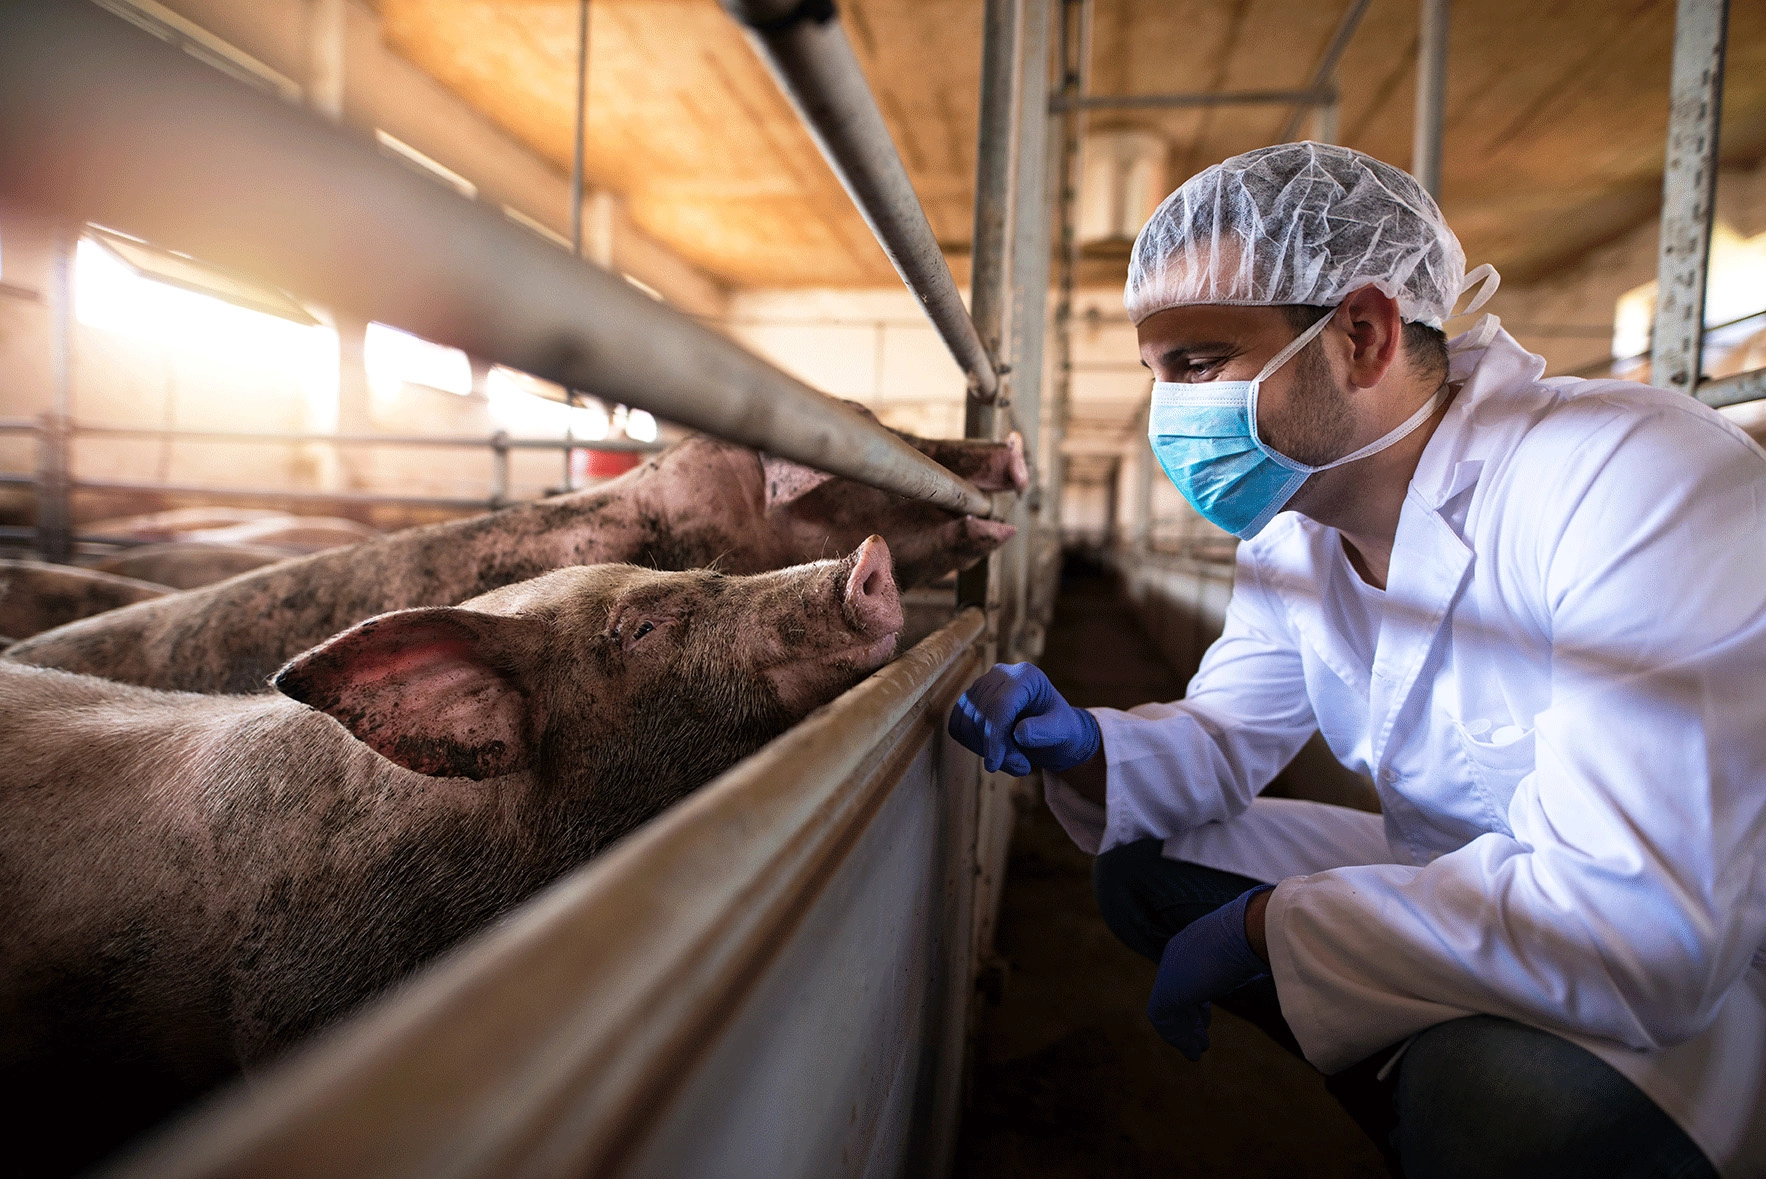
[860,568,883,599]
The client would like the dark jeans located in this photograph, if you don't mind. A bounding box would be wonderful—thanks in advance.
[1093,838,1717,1179]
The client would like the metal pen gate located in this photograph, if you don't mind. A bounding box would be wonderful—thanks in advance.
[0,0,1055,1174]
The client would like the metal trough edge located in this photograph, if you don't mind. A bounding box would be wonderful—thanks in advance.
[101,607,989,1179]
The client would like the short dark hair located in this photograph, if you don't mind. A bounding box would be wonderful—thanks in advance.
[1279,304,1448,383]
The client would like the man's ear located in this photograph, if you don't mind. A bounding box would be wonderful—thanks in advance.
[273,607,546,780]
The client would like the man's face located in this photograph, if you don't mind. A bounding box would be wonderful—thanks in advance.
[1136,303,1354,468]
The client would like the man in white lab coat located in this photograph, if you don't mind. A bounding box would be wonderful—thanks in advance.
[950,143,1766,1178]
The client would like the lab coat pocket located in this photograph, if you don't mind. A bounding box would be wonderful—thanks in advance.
[1452,719,1535,833]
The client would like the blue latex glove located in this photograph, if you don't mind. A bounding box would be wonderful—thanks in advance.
[947,662,1101,776]
[1148,885,1276,1060]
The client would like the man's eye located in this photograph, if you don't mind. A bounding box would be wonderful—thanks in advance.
[1185,359,1224,380]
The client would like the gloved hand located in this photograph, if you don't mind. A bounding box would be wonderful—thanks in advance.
[947,662,1101,776]
[1148,885,1275,1060]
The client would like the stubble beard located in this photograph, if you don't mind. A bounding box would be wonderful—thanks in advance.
[1261,338,1356,468]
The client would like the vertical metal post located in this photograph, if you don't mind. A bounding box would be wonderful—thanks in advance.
[1312,84,1341,144]
[1049,0,1091,534]
[959,0,1022,614]
[491,430,510,508]
[306,0,346,122]
[1651,0,1728,394]
[1412,0,1448,197]
[1002,0,1054,660]
[39,228,74,563]
[569,0,590,258]
[567,0,590,490]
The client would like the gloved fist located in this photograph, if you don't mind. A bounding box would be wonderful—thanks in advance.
[1148,885,1274,1060]
[947,662,1101,776]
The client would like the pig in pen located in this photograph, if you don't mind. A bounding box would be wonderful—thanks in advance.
[0,539,904,1178]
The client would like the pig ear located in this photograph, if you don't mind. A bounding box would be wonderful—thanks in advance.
[761,452,838,511]
[272,608,544,780]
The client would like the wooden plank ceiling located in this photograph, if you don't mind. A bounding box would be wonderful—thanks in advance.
[377,0,1766,292]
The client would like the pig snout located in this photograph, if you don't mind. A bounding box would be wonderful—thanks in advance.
[843,534,905,640]
[764,536,902,715]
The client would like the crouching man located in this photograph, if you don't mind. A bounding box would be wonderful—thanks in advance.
[951,143,1766,1178]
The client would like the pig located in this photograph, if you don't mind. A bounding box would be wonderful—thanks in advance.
[5,425,1025,693]
[0,560,170,641]
[94,541,294,589]
[0,538,903,1179]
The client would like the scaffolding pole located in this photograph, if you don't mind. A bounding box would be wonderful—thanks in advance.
[38,228,74,565]
[1280,0,1372,142]
[1412,0,1449,197]
[959,0,1023,613]
[721,0,1002,405]
[1652,0,1728,395]
[1005,0,1054,659]
[0,0,995,520]
[1048,0,1092,532]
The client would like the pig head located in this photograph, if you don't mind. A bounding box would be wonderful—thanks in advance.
[275,535,904,841]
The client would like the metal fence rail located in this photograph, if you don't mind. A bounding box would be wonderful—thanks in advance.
[719,0,1003,406]
[0,0,993,521]
[101,610,988,1179]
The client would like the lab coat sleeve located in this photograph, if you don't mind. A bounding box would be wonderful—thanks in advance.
[1267,403,1766,1072]
[1093,538,1321,855]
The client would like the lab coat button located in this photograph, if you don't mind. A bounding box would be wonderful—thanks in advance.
[1379,768,1397,785]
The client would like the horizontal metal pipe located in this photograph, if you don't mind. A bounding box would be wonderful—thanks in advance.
[0,1,993,519]
[1053,88,1326,112]
[0,418,42,433]
[69,424,665,453]
[720,0,1001,404]
[1697,366,1766,408]
[102,609,987,1179]
[0,473,39,487]
[71,478,494,512]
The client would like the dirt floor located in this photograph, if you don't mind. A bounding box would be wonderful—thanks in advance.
[951,558,1389,1179]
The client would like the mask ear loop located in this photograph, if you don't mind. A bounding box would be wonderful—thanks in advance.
[1246,308,1342,469]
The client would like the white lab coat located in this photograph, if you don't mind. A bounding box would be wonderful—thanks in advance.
[1046,323,1766,1175]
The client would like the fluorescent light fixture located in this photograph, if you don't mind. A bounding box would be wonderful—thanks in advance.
[375,130,478,201]
[93,0,302,104]
[503,205,572,251]
[74,236,337,391]
[86,225,318,325]
[622,273,665,302]
[364,322,473,399]
[485,366,611,438]
[624,408,659,442]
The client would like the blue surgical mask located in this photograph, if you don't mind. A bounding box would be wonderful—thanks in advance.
[1147,308,1447,539]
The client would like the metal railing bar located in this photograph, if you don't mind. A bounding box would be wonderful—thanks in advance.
[0,473,40,487]
[69,478,495,512]
[1278,0,1374,142]
[1697,366,1766,409]
[1650,0,1727,394]
[67,425,665,452]
[0,2,993,520]
[101,609,988,1179]
[1055,87,1325,112]
[0,418,42,433]
[719,0,1002,406]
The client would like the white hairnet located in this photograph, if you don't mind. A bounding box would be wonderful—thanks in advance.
[1125,142,1488,328]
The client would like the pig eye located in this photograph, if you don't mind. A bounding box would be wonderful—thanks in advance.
[632,621,655,640]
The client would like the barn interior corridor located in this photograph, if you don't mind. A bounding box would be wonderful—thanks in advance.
[952,556,1389,1179]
